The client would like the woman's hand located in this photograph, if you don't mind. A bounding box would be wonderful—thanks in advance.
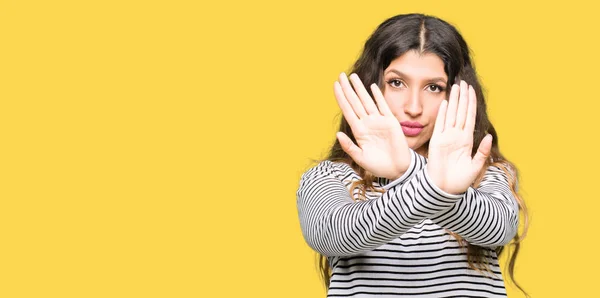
[426,80,493,195]
[334,73,411,180]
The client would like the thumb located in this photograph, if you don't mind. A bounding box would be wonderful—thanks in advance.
[337,132,362,163]
[472,134,493,172]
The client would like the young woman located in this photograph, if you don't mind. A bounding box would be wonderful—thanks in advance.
[296,14,529,297]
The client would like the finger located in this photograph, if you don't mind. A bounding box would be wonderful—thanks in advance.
[336,132,362,163]
[433,99,448,135]
[472,134,493,172]
[334,81,359,126]
[339,73,367,118]
[455,82,470,129]
[464,85,477,133]
[370,83,393,116]
[445,83,460,128]
[349,73,379,115]
[457,81,469,128]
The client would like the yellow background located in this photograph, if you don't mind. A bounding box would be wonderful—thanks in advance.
[1,0,598,297]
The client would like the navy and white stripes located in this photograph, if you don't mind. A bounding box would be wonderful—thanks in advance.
[296,149,519,297]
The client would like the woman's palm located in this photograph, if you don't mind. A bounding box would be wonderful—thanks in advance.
[427,82,493,195]
[334,73,411,180]
[352,115,407,175]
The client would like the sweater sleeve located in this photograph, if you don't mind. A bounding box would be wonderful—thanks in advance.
[429,165,520,248]
[296,149,464,257]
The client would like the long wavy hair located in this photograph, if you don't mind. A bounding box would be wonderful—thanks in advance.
[319,13,529,297]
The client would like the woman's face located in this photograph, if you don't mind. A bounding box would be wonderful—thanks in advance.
[382,50,448,156]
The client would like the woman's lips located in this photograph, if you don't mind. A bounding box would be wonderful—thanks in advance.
[401,126,423,136]
[400,121,424,137]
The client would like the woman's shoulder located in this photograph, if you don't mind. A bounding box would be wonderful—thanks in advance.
[300,159,359,183]
[483,161,517,180]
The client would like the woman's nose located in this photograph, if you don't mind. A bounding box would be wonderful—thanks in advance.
[404,90,423,117]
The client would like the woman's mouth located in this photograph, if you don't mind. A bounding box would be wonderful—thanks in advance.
[400,122,424,137]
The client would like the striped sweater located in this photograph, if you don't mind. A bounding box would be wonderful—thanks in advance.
[296,149,519,297]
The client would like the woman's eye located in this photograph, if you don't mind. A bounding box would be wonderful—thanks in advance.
[387,79,404,88]
[427,85,444,92]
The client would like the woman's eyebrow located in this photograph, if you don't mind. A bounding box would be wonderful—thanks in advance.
[429,78,448,85]
[385,69,447,84]
[385,69,406,77]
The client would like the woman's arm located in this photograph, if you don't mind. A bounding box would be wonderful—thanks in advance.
[296,149,463,257]
[430,165,519,247]
[386,160,519,247]
[385,158,520,247]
